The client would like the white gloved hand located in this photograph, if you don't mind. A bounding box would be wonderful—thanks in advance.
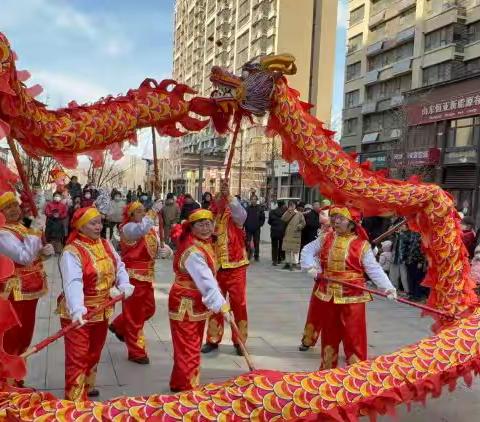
[109,286,122,298]
[373,246,379,257]
[157,244,173,259]
[306,267,319,279]
[385,288,397,301]
[72,309,87,326]
[152,199,163,213]
[118,283,135,299]
[41,243,55,256]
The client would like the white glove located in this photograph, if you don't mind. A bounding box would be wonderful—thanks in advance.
[152,200,163,213]
[118,283,135,299]
[202,289,227,313]
[373,246,379,257]
[41,243,55,256]
[157,244,173,259]
[109,286,122,298]
[72,309,87,326]
[306,267,319,279]
[385,288,397,301]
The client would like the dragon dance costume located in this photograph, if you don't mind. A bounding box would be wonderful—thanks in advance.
[169,209,228,392]
[300,206,396,368]
[110,202,159,364]
[205,196,248,351]
[0,192,49,368]
[57,207,134,401]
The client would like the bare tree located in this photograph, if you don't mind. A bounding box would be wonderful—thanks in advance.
[87,156,127,188]
[20,155,59,188]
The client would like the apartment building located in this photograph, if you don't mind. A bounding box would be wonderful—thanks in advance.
[341,0,480,218]
[172,0,337,202]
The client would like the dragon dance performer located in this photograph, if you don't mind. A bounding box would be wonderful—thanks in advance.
[109,201,171,364]
[300,205,397,368]
[57,207,134,400]
[0,191,54,371]
[202,180,248,356]
[169,208,228,392]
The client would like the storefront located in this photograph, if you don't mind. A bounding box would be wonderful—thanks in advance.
[406,75,480,220]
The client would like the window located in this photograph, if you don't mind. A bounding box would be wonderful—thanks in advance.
[364,111,399,133]
[468,20,480,43]
[345,90,360,108]
[447,118,479,147]
[367,42,414,71]
[346,61,361,81]
[399,9,415,28]
[466,58,480,73]
[238,0,251,27]
[348,34,363,54]
[350,5,365,25]
[424,25,453,51]
[344,118,358,135]
[366,74,412,101]
[371,0,389,15]
[422,62,452,86]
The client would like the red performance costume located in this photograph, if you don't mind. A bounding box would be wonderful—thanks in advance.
[57,207,134,401]
[204,195,248,354]
[0,192,51,364]
[169,209,228,392]
[110,202,164,364]
[300,206,396,368]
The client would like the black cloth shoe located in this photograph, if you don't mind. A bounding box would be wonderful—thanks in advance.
[128,356,150,364]
[109,324,124,342]
[282,264,291,270]
[87,388,100,397]
[254,256,259,262]
[201,343,219,354]
[298,344,310,351]
[234,344,244,356]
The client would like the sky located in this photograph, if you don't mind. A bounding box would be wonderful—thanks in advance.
[0,0,347,150]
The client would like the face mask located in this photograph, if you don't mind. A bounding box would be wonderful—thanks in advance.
[114,197,121,202]
[85,193,91,199]
[53,196,61,202]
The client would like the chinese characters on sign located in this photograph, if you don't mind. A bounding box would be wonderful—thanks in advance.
[410,91,480,125]
[393,148,441,167]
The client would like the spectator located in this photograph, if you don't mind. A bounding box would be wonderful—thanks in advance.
[107,192,125,239]
[83,182,98,200]
[202,191,213,209]
[162,193,181,245]
[139,191,153,209]
[136,185,143,198]
[66,176,82,199]
[461,216,476,259]
[268,200,287,266]
[244,195,265,261]
[379,240,393,273]
[44,191,68,254]
[81,190,95,207]
[404,231,427,301]
[69,196,82,220]
[301,200,321,250]
[126,190,133,203]
[390,223,409,296]
[179,194,200,221]
[281,201,306,270]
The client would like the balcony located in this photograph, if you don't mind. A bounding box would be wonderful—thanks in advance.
[364,70,380,85]
[362,102,377,114]
[398,0,416,13]
[424,3,466,34]
[369,10,385,28]
[366,41,383,56]
[422,44,464,68]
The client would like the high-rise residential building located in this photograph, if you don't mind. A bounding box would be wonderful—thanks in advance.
[341,0,480,157]
[171,0,337,202]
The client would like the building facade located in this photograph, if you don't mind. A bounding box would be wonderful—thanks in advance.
[341,0,480,168]
[172,0,337,203]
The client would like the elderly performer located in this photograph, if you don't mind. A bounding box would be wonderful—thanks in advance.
[57,207,134,400]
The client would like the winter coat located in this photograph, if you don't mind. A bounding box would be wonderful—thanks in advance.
[268,207,286,239]
[244,204,265,233]
[281,209,306,253]
[66,181,82,199]
[162,200,181,240]
[107,200,125,223]
[379,240,392,272]
[301,209,320,248]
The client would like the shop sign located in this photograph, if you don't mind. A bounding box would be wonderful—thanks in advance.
[407,91,480,125]
[392,147,440,166]
[443,147,477,165]
[360,152,388,168]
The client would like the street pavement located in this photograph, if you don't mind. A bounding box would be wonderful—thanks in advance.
[25,233,480,421]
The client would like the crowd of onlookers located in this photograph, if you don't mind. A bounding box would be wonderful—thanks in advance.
[36,175,480,301]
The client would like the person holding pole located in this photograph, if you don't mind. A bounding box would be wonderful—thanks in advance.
[57,207,134,400]
[202,180,249,356]
[0,191,54,385]
[300,205,396,369]
[168,208,228,392]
